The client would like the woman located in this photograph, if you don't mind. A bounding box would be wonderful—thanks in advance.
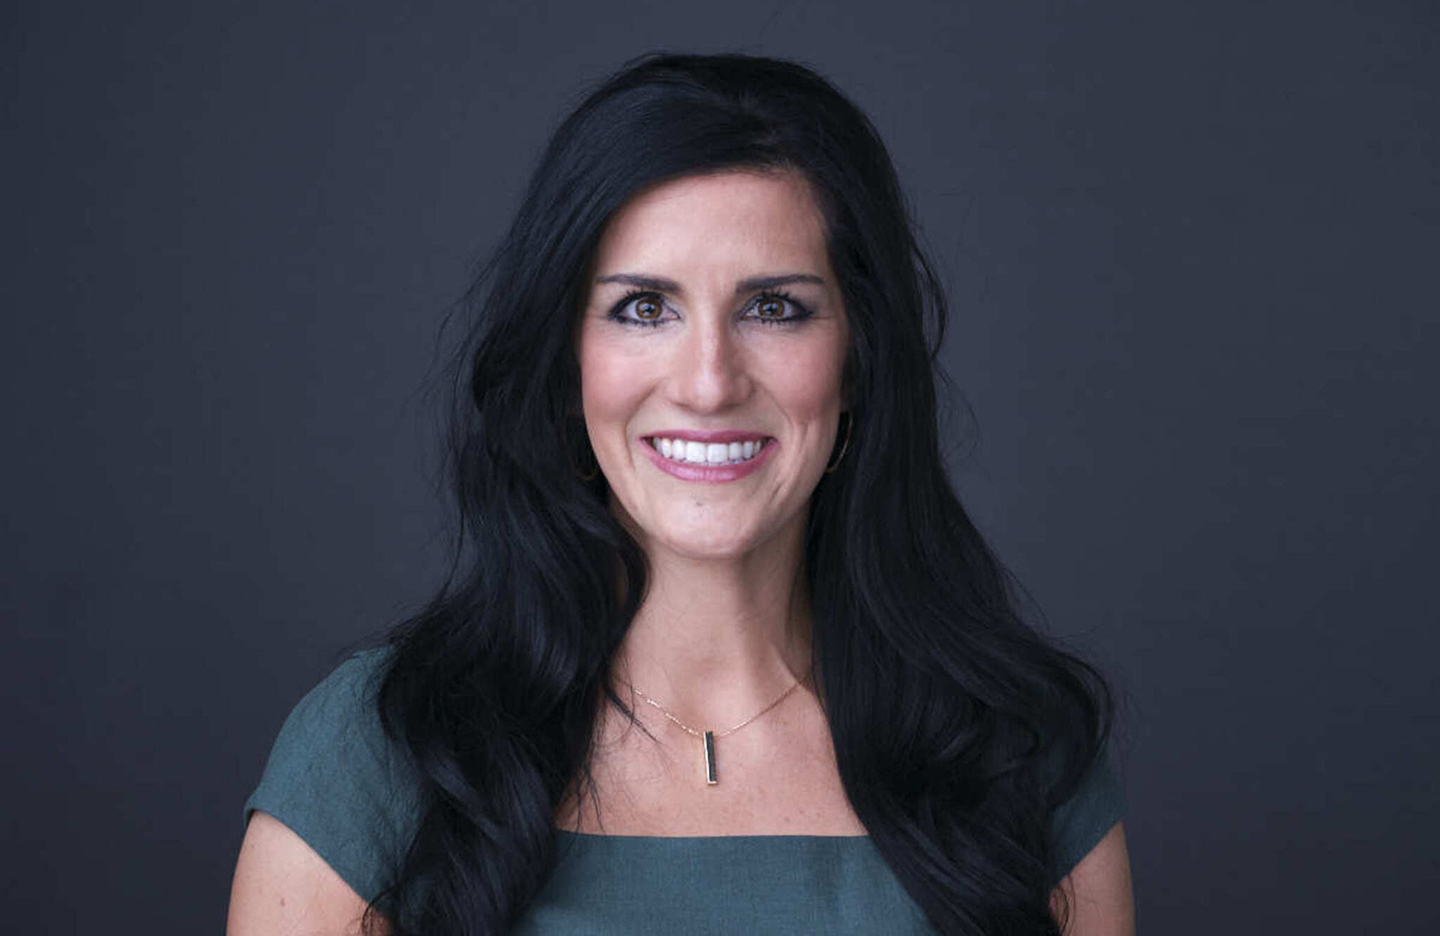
[229,53,1133,935]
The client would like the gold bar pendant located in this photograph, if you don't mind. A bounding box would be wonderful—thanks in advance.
[703,730,718,785]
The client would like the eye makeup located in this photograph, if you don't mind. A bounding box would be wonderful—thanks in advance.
[604,289,814,328]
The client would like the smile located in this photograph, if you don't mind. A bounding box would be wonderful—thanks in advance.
[640,432,776,483]
[647,436,770,466]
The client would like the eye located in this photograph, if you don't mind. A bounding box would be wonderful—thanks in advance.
[745,291,811,324]
[609,291,673,327]
[756,297,787,318]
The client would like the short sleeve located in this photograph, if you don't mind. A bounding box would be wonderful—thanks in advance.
[1048,752,1126,885]
[244,649,422,904]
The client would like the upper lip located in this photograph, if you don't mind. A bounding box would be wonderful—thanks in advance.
[644,429,772,443]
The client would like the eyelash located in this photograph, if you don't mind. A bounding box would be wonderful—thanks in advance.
[606,289,813,328]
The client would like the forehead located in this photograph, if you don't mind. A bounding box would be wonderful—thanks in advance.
[591,171,830,275]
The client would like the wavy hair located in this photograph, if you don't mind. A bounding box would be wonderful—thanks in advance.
[375,53,1110,935]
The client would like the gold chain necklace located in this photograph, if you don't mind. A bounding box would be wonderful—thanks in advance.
[619,673,809,786]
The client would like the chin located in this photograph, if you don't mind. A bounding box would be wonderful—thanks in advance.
[653,525,764,561]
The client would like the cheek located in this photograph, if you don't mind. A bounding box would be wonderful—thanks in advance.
[763,337,848,417]
[579,335,646,442]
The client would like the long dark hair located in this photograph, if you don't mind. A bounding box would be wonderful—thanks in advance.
[375,53,1110,935]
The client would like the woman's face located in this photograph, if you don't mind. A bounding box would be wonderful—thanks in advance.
[577,170,850,561]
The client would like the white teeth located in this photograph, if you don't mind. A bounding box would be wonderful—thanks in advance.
[649,437,767,466]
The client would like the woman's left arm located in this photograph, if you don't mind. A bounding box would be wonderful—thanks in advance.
[1051,822,1135,935]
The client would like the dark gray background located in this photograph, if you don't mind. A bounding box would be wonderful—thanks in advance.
[3,1,1435,932]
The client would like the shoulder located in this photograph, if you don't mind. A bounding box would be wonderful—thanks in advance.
[1048,749,1126,886]
[244,648,422,905]
[1051,821,1134,936]
[263,649,392,759]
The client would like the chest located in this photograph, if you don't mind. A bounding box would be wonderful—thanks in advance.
[561,693,866,837]
[512,834,935,936]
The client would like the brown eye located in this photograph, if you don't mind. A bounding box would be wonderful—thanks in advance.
[757,298,785,318]
[749,294,809,324]
[608,292,671,327]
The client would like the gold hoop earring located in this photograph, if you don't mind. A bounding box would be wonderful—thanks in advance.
[825,411,852,474]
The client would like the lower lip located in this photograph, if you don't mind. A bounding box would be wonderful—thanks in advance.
[641,439,776,482]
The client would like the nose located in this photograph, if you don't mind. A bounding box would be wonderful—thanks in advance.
[669,315,753,412]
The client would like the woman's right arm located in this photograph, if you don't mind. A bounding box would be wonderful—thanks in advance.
[227,811,387,936]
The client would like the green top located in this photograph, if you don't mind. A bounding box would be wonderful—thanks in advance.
[245,651,1124,934]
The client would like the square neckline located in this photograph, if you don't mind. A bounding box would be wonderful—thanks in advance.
[554,829,871,842]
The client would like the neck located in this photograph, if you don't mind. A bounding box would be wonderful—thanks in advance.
[615,519,811,726]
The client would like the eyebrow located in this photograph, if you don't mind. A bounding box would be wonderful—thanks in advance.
[593,272,826,296]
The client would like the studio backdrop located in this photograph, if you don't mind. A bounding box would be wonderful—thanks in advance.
[2,1,1435,932]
